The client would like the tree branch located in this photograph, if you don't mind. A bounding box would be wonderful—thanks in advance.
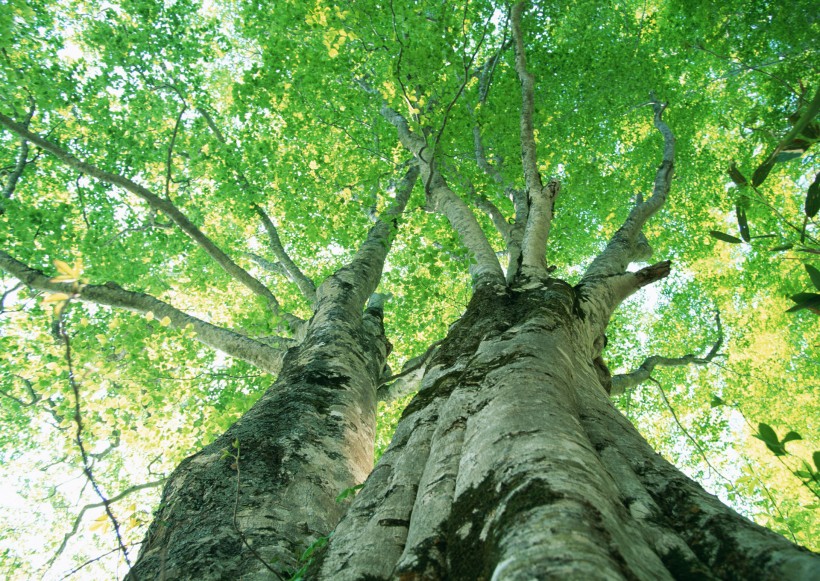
[1,99,35,209]
[377,340,442,403]
[164,106,186,199]
[253,204,317,307]
[0,250,285,374]
[47,479,165,569]
[512,1,559,277]
[381,105,505,285]
[243,252,289,277]
[58,317,133,571]
[610,313,723,396]
[583,96,675,279]
[469,185,513,244]
[0,113,288,322]
[315,164,420,314]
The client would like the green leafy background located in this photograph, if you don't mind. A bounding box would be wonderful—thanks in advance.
[0,0,818,577]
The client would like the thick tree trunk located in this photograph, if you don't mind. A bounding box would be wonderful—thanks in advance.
[316,279,820,580]
[126,298,389,580]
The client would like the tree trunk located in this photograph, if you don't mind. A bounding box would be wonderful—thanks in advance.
[316,279,820,580]
[126,298,389,580]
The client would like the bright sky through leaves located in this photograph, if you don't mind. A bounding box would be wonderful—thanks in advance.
[0,0,818,577]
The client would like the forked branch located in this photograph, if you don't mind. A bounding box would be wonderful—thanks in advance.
[610,313,723,396]
[253,204,317,307]
[316,164,420,313]
[583,96,675,279]
[0,113,287,322]
[1,99,36,210]
[381,105,504,285]
[0,250,285,374]
[512,1,559,277]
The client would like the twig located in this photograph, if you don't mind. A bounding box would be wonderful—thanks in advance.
[49,477,162,570]
[58,541,145,580]
[651,377,730,483]
[55,305,134,575]
[228,441,283,579]
[742,459,798,543]
[164,107,186,199]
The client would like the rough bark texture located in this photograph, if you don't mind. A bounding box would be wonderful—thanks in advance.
[126,163,416,581]
[315,280,820,580]
[126,298,389,580]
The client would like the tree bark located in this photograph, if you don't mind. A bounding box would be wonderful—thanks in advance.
[126,296,389,580]
[316,279,820,580]
[126,166,417,580]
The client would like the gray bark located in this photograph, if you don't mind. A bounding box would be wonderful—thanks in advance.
[126,167,417,580]
[126,299,389,580]
[316,280,820,580]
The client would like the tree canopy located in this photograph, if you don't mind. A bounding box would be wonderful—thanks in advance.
[0,0,818,578]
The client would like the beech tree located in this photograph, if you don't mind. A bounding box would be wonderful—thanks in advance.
[1,0,818,579]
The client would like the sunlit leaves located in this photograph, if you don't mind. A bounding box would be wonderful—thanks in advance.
[2,0,820,573]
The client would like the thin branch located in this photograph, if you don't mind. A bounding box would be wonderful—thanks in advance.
[470,186,513,243]
[512,1,558,277]
[1,99,35,209]
[0,250,285,374]
[424,13,491,198]
[56,310,133,571]
[583,96,675,279]
[742,459,798,543]
[244,252,289,277]
[652,377,730,482]
[253,205,317,306]
[0,113,287,320]
[164,107,186,199]
[693,43,802,97]
[380,105,504,285]
[48,480,164,570]
[58,541,145,581]
[610,313,723,396]
[0,373,64,425]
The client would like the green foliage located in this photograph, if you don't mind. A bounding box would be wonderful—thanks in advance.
[1,0,819,576]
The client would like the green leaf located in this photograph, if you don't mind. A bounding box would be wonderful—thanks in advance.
[765,442,787,456]
[709,231,743,244]
[727,162,747,187]
[806,265,820,291]
[795,470,812,479]
[807,172,820,218]
[781,431,802,444]
[755,423,779,446]
[768,243,794,252]
[814,451,820,472]
[335,483,364,503]
[300,533,331,562]
[735,205,750,242]
[710,394,725,407]
[786,293,820,313]
[751,157,776,187]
